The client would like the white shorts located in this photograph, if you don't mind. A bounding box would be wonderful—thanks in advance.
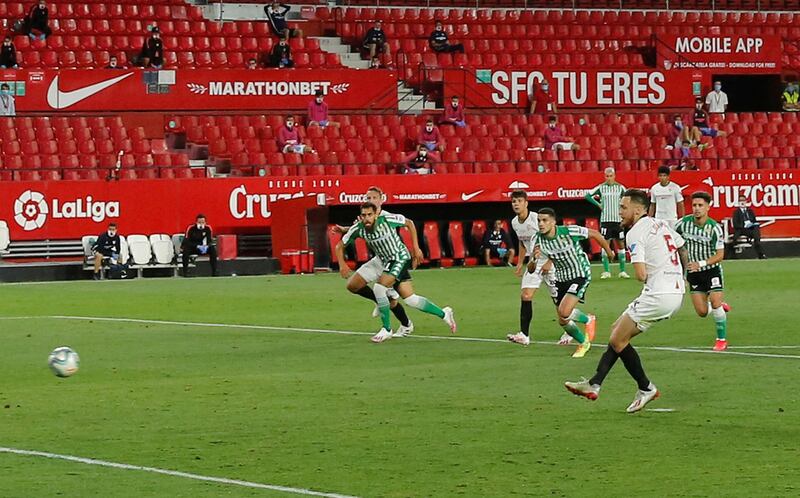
[522,261,556,297]
[356,256,384,282]
[551,142,576,151]
[624,292,684,331]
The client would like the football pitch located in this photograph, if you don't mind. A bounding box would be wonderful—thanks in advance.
[1,259,799,497]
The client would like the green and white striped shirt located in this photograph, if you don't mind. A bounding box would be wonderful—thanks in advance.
[588,182,626,223]
[342,213,410,263]
[534,225,591,281]
[674,215,724,272]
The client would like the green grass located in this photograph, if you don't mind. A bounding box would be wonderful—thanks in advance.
[1,260,799,497]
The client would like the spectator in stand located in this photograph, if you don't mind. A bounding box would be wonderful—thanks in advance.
[732,194,767,259]
[543,115,579,151]
[439,95,466,127]
[529,79,556,115]
[139,27,164,69]
[270,36,293,68]
[105,55,125,69]
[307,89,339,129]
[782,81,799,111]
[369,56,382,69]
[481,220,515,266]
[429,20,464,54]
[246,58,259,69]
[278,115,314,154]
[25,0,52,41]
[0,84,15,117]
[91,223,123,280]
[665,114,705,167]
[0,37,19,69]
[403,144,438,175]
[417,119,444,152]
[362,21,389,60]
[705,80,728,114]
[693,97,726,138]
[265,2,303,39]
[181,214,218,277]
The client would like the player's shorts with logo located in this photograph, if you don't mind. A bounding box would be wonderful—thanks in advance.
[686,266,724,294]
[600,222,624,240]
[552,277,590,305]
[624,292,684,331]
[382,258,412,282]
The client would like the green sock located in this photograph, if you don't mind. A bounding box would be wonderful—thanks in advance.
[601,251,610,272]
[711,306,727,340]
[618,251,626,272]
[376,296,391,330]
[563,320,586,344]
[569,308,590,324]
[407,295,445,318]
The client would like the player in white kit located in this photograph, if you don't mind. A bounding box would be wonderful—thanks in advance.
[565,189,685,413]
[506,190,557,346]
[648,165,685,230]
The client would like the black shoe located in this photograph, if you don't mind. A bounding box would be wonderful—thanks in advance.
[92,272,100,281]
[759,254,768,259]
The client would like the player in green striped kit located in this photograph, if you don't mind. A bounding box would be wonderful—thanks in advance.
[675,191,730,351]
[336,202,456,343]
[533,208,615,358]
[585,167,630,279]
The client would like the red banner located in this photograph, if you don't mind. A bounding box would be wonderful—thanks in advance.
[2,171,798,241]
[444,68,698,110]
[1,68,397,112]
[658,35,781,73]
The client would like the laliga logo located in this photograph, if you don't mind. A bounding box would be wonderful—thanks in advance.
[13,190,119,231]
[14,190,48,231]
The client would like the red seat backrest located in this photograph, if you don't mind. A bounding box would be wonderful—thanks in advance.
[448,221,467,259]
[327,224,342,263]
[354,238,370,263]
[424,221,442,260]
[470,220,487,251]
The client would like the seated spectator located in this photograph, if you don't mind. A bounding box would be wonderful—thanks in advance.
[362,21,389,60]
[270,37,293,68]
[246,58,259,69]
[429,21,464,54]
[482,220,515,266]
[0,83,16,117]
[91,223,125,280]
[139,27,163,69]
[0,37,19,69]
[307,89,339,129]
[782,82,799,112]
[732,195,766,259]
[439,95,466,127]
[543,115,579,151]
[693,97,726,138]
[403,145,439,175]
[265,3,303,39]
[417,119,444,152]
[181,214,218,277]
[105,55,125,69]
[369,56,382,69]
[665,114,704,167]
[705,80,728,114]
[278,115,314,154]
[529,79,556,115]
[25,0,52,41]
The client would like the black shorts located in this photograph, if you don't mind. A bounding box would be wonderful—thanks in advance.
[687,266,724,294]
[600,222,624,240]
[552,277,590,306]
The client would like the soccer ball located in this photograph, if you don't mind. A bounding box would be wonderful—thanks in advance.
[48,347,80,378]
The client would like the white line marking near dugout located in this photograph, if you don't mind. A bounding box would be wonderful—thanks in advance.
[41,315,800,360]
[0,447,358,498]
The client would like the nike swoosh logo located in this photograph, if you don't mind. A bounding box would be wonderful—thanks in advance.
[461,190,484,201]
[47,72,135,109]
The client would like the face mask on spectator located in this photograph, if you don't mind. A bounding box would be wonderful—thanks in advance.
[286,121,294,129]
[714,84,722,91]
[675,120,682,129]
[541,84,549,91]
[451,100,458,108]
[426,125,433,132]
[548,122,556,128]
[419,149,428,157]
[0,89,9,96]
[316,97,323,103]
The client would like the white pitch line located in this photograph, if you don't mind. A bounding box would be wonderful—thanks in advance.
[39,315,800,360]
[0,447,358,498]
